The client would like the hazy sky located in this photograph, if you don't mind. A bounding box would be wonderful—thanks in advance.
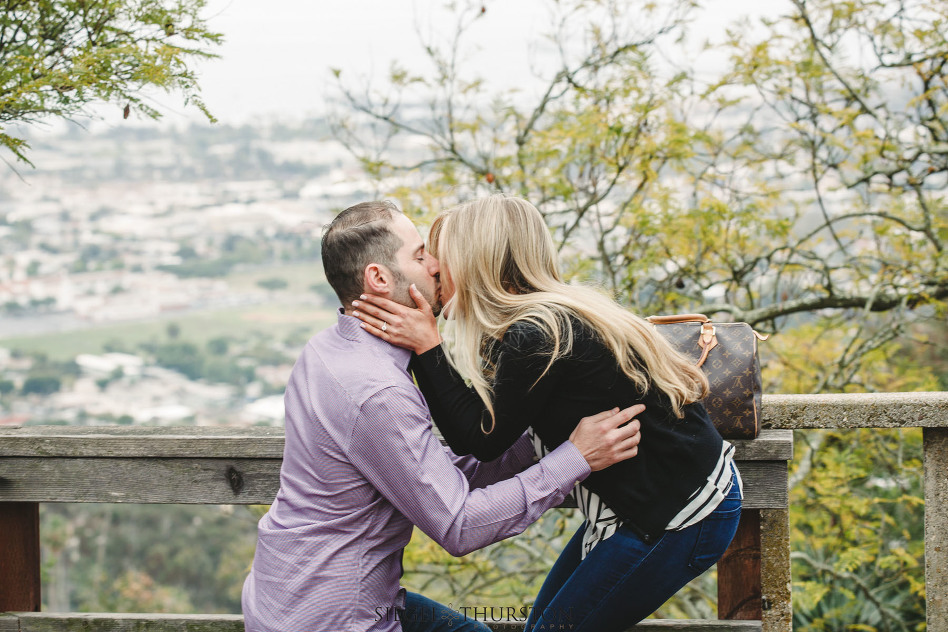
[93,0,777,129]
[192,0,550,121]
[105,0,556,128]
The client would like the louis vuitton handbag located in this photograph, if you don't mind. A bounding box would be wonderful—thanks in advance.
[646,314,768,439]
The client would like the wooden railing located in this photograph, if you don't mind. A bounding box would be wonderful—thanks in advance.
[764,391,948,632]
[0,392,945,632]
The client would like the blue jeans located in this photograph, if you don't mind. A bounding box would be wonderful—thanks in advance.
[524,468,743,632]
[400,592,491,632]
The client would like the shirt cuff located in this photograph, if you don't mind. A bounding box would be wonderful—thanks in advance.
[541,440,591,495]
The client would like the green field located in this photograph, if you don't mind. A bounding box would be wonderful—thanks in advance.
[0,304,339,361]
[224,261,328,294]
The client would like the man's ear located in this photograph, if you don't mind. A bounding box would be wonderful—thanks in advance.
[363,263,394,297]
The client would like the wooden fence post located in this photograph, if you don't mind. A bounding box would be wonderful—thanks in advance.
[717,508,762,619]
[0,502,41,612]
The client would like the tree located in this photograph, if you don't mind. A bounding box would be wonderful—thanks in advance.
[166,322,181,339]
[22,374,61,395]
[206,336,230,356]
[789,427,927,630]
[256,277,288,291]
[332,0,946,625]
[152,340,202,379]
[331,0,947,394]
[0,0,222,166]
[41,503,258,613]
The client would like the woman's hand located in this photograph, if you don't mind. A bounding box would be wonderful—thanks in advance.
[352,284,442,354]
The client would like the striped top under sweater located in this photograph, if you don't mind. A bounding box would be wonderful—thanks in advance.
[528,431,743,558]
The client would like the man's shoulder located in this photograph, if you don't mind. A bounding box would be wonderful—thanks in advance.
[293,326,416,404]
[281,327,428,454]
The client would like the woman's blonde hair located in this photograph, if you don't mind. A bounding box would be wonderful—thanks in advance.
[430,195,709,433]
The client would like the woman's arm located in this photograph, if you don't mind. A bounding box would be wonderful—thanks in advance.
[350,290,570,461]
[412,322,561,461]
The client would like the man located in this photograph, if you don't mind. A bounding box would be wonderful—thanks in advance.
[241,201,642,632]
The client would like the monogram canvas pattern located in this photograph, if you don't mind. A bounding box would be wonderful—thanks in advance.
[653,322,762,439]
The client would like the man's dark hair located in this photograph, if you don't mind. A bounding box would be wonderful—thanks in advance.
[321,201,404,306]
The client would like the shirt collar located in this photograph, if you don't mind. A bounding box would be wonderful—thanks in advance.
[336,308,412,369]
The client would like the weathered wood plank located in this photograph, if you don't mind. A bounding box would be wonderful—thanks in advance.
[0,613,19,632]
[722,462,787,510]
[0,457,787,508]
[0,426,792,460]
[924,427,948,632]
[634,623,760,632]
[13,612,244,632]
[730,430,792,461]
[489,620,762,632]
[763,391,948,429]
[2,613,762,632]
[629,621,760,632]
[0,426,285,459]
[0,503,40,612]
[0,459,281,505]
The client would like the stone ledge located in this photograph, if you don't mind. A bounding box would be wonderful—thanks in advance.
[763,391,948,429]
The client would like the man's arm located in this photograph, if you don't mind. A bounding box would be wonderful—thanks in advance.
[446,432,537,489]
[346,387,640,557]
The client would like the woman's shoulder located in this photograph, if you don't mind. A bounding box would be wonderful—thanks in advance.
[501,309,596,350]
[502,318,553,349]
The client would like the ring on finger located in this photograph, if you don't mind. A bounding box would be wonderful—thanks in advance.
[381,322,387,332]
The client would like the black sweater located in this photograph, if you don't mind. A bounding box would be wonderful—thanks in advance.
[412,317,724,541]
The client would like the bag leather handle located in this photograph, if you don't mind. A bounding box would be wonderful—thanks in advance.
[645,314,710,324]
[695,322,717,367]
[647,314,717,367]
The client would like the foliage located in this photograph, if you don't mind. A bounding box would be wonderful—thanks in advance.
[790,429,926,630]
[148,339,255,385]
[331,0,946,626]
[203,358,255,385]
[332,0,947,388]
[762,321,942,396]
[206,336,230,356]
[159,258,236,278]
[256,277,288,291]
[96,366,125,391]
[22,374,62,395]
[763,267,936,629]
[402,508,719,620]
[402,509,578,608]
[159,236,271,279]
[152,340,203,379]
[40,503,257,613]
[0,0,222,166]
[2,296,56,316]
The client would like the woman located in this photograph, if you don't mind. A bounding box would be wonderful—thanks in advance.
[352,195,741,631]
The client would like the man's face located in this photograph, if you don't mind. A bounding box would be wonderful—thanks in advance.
[387,214,442,315]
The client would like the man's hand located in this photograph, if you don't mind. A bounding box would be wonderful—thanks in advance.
[569,404,644,472]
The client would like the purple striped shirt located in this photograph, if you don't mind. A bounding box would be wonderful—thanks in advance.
[241,313,590,632]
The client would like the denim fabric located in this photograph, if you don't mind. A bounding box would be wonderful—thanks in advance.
[399,592,491,632]
[524,468,743,632]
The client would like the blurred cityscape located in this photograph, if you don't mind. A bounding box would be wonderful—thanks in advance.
[0,118,393,428]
